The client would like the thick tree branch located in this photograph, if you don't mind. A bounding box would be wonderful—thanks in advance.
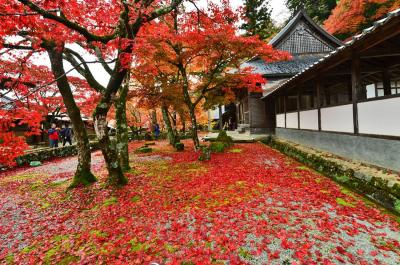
[63,48,106,93]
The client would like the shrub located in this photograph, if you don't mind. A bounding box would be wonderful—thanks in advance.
[175,142,184,151]
[216,130,233,147]
[135,146,152,153]
[198,146,211,161]
[210,141,227,153]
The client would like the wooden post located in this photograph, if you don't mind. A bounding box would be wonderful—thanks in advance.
[297,90,301,129]
[351,55,361,134]
[218,105,223,130]
[383,70,391,96]
[316,79,322,131]
[283,95,287,128]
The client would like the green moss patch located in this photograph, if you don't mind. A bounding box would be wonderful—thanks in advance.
[336,198,356,207]
[229,148,243,153]
[103,197,118,206]
[131,195,141,203]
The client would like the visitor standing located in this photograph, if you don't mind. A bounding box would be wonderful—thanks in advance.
[154,123,160,139]
[48,123,59,148]
[61,124,73,146]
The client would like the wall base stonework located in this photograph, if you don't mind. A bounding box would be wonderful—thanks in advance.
[275,128,400,172]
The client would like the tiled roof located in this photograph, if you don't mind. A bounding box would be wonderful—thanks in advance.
[0,95,14,110]
[243,55,324,76]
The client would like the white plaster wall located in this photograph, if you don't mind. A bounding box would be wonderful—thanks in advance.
[358,97,400,136]
[286,112,298,129]
[276,114,285,128]
[321,104,354,133]
[300,109,318,130]
[210,106,225,119]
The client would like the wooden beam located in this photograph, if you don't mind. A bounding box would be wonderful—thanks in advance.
[351,55,361,134]
[360,47,400,58]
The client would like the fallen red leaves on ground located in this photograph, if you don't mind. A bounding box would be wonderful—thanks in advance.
[0,140,399,264]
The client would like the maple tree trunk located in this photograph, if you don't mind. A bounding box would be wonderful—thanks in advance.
[93,99,128,186]
[161,105,178,146]
[46,44,96,188]
[188,106,200,149]
[115,78,130,171]
[179,111,186,132]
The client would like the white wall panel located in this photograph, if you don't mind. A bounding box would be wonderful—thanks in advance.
[300,109,318,130]
[321,104,354,133]
[358,97,400,136]
[276,114,285,128]
[286,112,298,129]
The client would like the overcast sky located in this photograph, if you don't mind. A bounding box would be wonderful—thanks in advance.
[230,0,290,25]
[27,0,290,87]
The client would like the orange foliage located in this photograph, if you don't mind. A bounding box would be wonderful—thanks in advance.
[324,0,400,39]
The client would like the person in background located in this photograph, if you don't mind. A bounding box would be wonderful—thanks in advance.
[61,124,73,146]
[48,123,59,148]
[154,123,160,139]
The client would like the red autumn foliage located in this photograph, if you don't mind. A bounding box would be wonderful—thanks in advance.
[324,0,400,39]
[0,58,98,166]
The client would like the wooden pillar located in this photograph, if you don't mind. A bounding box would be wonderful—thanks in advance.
[351,55,361,134]
[316,79,322,131]
[218,105,223,130]
[283,95,287,128]
[383,70,391,96]
[297,90,301,129]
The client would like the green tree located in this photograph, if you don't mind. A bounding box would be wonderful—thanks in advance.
[241,0,278,40]
[286,0,337,24]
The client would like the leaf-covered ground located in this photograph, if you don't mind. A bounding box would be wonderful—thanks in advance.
[0,141,399,264]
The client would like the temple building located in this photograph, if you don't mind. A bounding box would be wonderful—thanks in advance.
[236,9,342,133]
[263,8,400,171]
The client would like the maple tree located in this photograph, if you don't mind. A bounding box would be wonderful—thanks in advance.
[324,0,400,39]
[134,2,290,148]
[0,7,100,185]
[1,0,183,186]
[0,56,99,168]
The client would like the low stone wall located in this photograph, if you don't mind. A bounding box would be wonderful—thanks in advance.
[262,137,400,214]
[275,128,400,172]
[15,141,100,167]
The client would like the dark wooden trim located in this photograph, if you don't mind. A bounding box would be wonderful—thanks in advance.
[320,102,353,108]
[299,107,319,111]
[276,127,400,141]
[351,55,361,134]
[285,110,300,114]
